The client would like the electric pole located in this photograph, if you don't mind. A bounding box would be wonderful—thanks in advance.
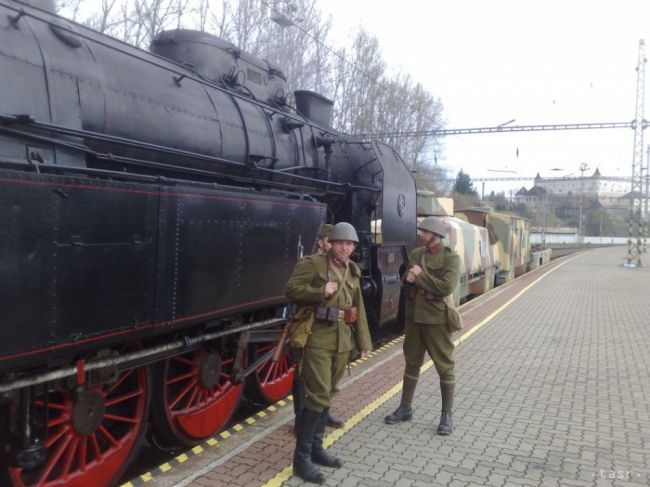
[626,39,647,267]
[579,162,589,244]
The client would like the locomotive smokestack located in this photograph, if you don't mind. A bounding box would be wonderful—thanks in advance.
[294,90,334,128]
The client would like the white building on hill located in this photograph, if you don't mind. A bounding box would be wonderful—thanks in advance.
[516,169,635,211]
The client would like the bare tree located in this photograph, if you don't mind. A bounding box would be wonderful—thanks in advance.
[227,0,268,55]
[331,29,384,134]
[84,0,119,33]
[260,0,333,97]
[56,0,83,20]
[131,0,189,48]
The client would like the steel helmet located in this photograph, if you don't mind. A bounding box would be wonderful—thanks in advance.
[329,222,359,243]
[417,216,448,237]
[317,223,333,238]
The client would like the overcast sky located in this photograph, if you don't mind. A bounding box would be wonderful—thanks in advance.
[319,0,650,196]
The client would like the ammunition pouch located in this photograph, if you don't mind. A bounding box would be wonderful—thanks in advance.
[424,291,442,304]
[405,286,442,304]
[344,306,358,324]
[315,306,358,324]
[315,306,339,323]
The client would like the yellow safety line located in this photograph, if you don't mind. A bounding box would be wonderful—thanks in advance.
[261,254,580,487]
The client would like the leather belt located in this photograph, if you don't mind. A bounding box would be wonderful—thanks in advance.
[315,306,358,324]
[407,287,443,302]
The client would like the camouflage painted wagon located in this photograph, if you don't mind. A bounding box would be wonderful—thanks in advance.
[455,208,531,285]
[416,191,495,305]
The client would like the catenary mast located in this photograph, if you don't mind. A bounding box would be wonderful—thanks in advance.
[627,39,647,267]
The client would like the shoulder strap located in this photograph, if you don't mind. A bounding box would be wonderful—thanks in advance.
[419,248,427,269]
[327,262,349,304]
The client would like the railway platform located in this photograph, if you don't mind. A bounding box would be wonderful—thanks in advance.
[121,246,650,487]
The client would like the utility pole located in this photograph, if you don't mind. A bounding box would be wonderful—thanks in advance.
[542,193,548,247]
[626,39,647,267]
[644,144,650,254]
[579,162,589,244]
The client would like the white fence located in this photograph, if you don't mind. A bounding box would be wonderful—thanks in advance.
[531,233,630,245]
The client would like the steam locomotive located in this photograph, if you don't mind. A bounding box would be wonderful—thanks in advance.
[0,1,416,485]
[0,1,546,485]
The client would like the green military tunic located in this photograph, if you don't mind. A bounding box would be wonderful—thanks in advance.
[403,243,460,382]
[285,253,372,411]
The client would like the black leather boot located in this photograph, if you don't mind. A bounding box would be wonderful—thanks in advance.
[312,409,343,468]
[293,376,305,418]
[384,403,413,424]
[293,407,325,484]
[292,376,305,437]
[437,410,453,435]
[325,412,344,428]
[385,375,417,424]
[437,379,455,435]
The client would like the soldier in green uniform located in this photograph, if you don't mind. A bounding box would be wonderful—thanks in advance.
[285,222,372,484]
[385,216,460,435]
[292,223,345,429]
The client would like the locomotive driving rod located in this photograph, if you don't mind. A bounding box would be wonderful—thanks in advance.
[0,318,285,394]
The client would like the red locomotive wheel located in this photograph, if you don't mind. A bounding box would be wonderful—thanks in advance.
[7,367,149,487]
[251,339,295,404]
[151,350,243,446]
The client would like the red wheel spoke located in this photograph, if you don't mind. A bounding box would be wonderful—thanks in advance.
[38,433,72,485]
[197,389,206,405]
[252,328,294,404]
[60,436,80,480]
[107,368,133,394]
[40,401,68,411]
[104,412,139,425]
[169,380,197,409]
[78,437,88,472]
[215,380,230,394]
[45,425,70,448]
[172,355,196,366]
[98,424,118,446]
[47,415,69,428]
[165,371,195,386]
[105,387,144,407]
[90,433,102,459]
[185,385,199,409]
[221,357,233,365]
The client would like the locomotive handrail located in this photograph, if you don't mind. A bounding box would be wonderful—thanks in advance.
[0,318,287,394]
[0,115,380,193]
[0,124,343,195]
[2,0,338,138]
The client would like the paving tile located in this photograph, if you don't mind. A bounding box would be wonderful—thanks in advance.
[172,248,649,487]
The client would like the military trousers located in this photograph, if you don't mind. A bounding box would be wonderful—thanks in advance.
[300,346,349,412]
[403,321,455,382]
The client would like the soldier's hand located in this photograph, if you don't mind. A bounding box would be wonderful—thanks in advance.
[410,265,423,277]
[359,350,370,358]
[323,281,338,297]
[405,272,416,283]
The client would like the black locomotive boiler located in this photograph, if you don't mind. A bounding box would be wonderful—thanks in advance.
[0,1,416,485]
